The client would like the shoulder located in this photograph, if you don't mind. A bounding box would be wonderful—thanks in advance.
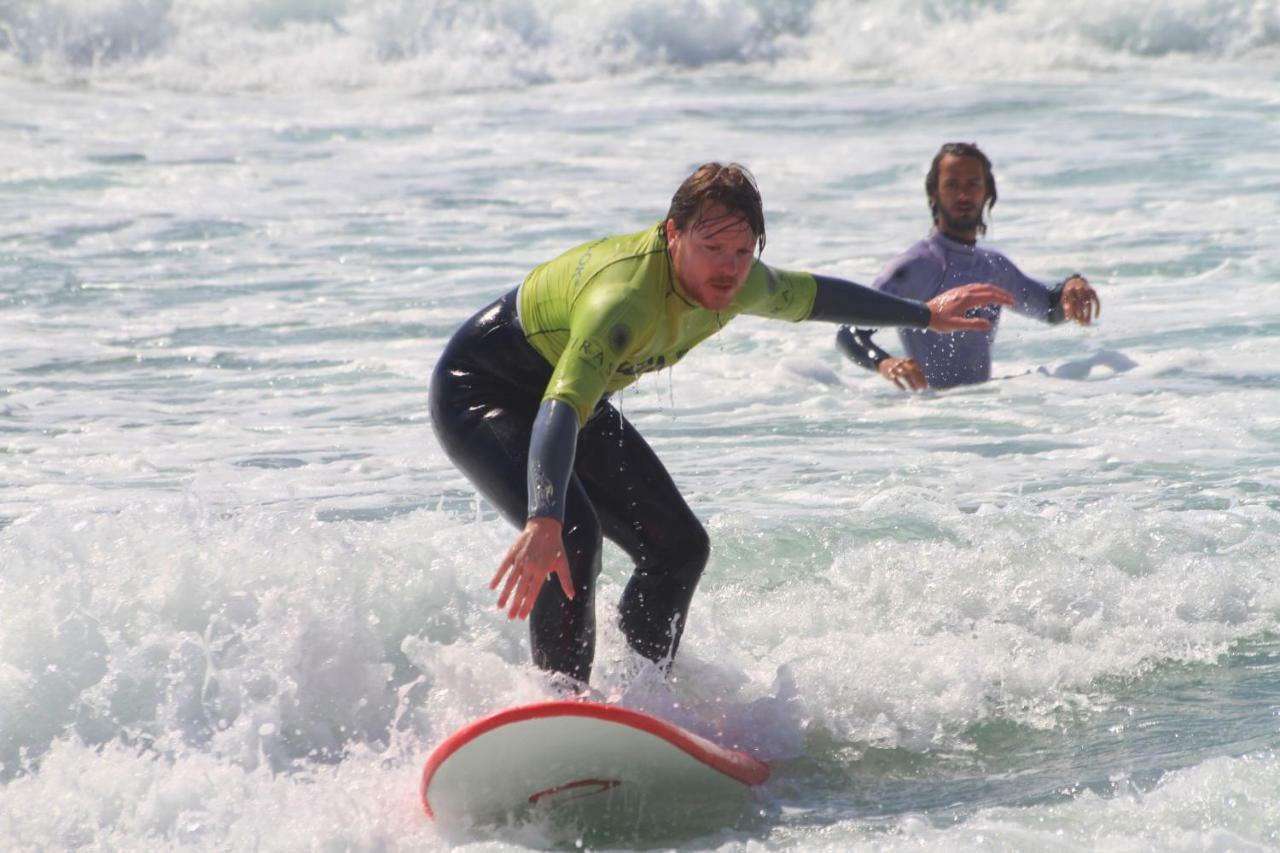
[604,226,670,280]
[733,261,816,320]
[976,244,1043,287]
[576,226,666,282]
[604,223,668,263]
[572,268,663,351]
[876,238,943,295]
[577,274,659,320]
[975,243,1016,267]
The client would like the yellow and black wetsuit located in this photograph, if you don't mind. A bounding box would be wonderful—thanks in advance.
[430,223,931,682]
[519,224,817,425]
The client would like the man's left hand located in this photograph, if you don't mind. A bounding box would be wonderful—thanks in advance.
[1061,276,1101,325]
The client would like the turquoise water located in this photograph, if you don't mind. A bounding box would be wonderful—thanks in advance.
[2,1,1279,849]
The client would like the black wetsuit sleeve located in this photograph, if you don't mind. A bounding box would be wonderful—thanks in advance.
[527,399,578,522]
[1045,278,1072,325]
[807,274,932,327]
[836,326,894,372]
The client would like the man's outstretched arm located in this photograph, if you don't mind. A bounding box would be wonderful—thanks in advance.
[807,273,1013,332]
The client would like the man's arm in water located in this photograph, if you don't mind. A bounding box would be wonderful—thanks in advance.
[829,250,935,392]
[836,326,928,392]
[810,273,1007,391]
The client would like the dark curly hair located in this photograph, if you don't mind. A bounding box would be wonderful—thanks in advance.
[925,142,997,236]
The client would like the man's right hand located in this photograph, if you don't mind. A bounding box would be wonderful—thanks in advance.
[878,357,928,392]
[491,516,575,620]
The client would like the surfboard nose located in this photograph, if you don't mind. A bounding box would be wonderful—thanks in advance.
[420,700,769,831]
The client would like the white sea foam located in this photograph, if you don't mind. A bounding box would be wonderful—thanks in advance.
[2,6,1280,846]
[803,751,1280,852]
[2,0,1278,91]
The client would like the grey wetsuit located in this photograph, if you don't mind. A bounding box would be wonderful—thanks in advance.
[837,230,1070,388]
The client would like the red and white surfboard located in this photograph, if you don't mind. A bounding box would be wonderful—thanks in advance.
[421,701,769,826]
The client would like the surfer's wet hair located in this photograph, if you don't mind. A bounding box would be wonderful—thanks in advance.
[666,162,766,255]
[926,142,998,236]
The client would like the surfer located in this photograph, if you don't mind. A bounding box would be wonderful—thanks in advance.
[836,142,1101,391]
[429,162,1012,685]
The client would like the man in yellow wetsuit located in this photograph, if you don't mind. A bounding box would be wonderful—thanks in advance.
[429,163,1011,687]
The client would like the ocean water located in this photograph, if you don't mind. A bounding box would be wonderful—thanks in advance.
[3,0,1280,849]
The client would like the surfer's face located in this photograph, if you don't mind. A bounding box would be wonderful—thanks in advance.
[932,154,988,240]
[665,203,757,312]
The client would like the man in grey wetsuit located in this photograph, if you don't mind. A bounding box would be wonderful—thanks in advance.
[837,142,1101,390]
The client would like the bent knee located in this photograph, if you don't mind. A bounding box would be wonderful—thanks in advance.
[688,524,710,569]
[665,522,709,580]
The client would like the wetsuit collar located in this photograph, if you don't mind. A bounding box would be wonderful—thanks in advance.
[930,228,978,253]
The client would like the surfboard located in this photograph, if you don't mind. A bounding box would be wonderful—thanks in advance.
[421,700,769,832]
